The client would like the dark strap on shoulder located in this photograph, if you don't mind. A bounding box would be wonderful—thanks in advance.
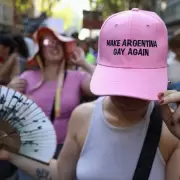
[133,103,163,180]
[50,71,67,122]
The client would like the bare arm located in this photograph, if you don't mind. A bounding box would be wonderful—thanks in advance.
[0,61,14,84]
[0,103,90,180]
[81,62,95,75]
[57,107,82,180]
[166,141,180,180]
[10,153,58,180]
[80,63,96,97]
[0,54,17,78]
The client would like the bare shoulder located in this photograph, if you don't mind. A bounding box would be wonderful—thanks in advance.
[68,101,96,133]
[72,101,96,116]
[160,122,179,163]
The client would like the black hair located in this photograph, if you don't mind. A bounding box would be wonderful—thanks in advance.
[12,34,29,58]
[71,32,79,39]
[0,34,17,55]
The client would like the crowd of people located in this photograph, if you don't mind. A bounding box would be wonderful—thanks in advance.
[0,8,179,180]
[0,25,98,180]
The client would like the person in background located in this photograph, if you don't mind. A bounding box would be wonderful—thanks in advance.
[0,35,16,62]
[0,35,20,85]
[8,27,95,180]
[0,33,19,180]
[167,35,175,63]
[90,37,98,59]
[0,34,19,180]
[168,30,180,91]
[12,34,29,59]
[79,39,96,65]
[12,34,29,74]
[167,48,175,64]
[24,36,36,58]
[0,34,29,180]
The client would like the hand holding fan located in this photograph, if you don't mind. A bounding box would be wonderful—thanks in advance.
[0,86,57,164]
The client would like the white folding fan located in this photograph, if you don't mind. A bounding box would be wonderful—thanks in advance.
[0,86,57,164]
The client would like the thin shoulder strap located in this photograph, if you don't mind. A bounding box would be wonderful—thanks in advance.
[133,103,163,180]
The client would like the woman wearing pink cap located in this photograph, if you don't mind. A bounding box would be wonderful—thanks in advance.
[1,9,180,180]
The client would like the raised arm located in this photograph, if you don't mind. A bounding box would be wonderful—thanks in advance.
[70,46,96,97]
[79,62,96,97]
[0,53,18,84]
[80,62,95,75]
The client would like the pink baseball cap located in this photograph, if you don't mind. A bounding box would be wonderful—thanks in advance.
[90,9,168,100]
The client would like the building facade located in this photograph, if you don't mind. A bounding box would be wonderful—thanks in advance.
[0,0,14,33]
[163,0,180,35]
[0,0,35,33]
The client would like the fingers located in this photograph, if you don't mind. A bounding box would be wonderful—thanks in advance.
[0,150,11,160]
[18,79,27,85]
[73,47,84,59]
[14,79,26,86]
[8,78,26,92]
[69,57,76,64]
[159,90,180,104]
[159,90,180,125]
[15,85,26,92]
[73,52,79,59]
[163,90,178,97]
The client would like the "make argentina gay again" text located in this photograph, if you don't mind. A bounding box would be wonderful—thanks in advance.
[106,39,157,56]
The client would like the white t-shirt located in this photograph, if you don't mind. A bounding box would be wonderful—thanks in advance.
[168,51,180,83]
[24,37,36,57]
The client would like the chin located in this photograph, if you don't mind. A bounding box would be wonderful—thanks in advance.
[52,59,62,63]
[47,56,64,63]
[111,96,149,110]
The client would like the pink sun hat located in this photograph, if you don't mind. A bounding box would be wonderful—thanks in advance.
[90,8,168,100]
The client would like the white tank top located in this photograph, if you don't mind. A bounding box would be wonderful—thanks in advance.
[76,97,165,180]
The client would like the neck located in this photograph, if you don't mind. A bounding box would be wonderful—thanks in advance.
[104,97,148,127]
[67,64,76,70]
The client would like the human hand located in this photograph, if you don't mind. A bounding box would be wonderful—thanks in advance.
[69,47,86,67]
[8,52,19,63]
[8,77,27,92]
[158,90,180,140]
[0,149,11,160]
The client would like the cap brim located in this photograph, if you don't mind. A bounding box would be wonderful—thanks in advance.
[90,64,168,101]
